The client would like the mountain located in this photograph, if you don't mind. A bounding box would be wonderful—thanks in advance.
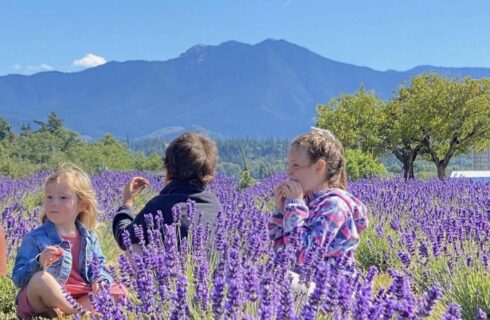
[1,39,490,139]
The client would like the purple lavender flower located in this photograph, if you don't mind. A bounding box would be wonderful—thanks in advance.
[390,219,401,231]
[442,303,462,320]
[91,280,116,318]
[398,251,411,268]
[169,275,190,320]
[375,224,384,238]
[417,285,442,317]
[243,262,259,302]
[353,266,377,320]
[193,254,209,311]
[476,308,488,320]
[258,275,275,320]
[419,241,429,258]
[171,204,182,225]
[225,249,244,319]
[276,275,295,320]
[212,276,226,319]
[300,261,329,320]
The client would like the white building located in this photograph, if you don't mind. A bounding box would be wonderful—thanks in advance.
[450,170,490,182]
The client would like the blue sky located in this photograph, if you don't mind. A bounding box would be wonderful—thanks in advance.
[1,0,489,76]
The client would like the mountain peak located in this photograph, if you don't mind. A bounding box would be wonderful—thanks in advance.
[181,44,208,56]
[256,38,291,46]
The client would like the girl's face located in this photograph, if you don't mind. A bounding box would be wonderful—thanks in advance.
[287,146,325,195]
[44,180,82,228]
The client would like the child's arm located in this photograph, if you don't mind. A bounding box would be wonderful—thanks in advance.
[353,202,368,234]
[282,198,311,245]
[12,236,42,288]
[112,205,138,250]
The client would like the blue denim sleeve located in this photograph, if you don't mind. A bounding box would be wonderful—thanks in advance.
[92,235,113,284]
[12,235,42,288]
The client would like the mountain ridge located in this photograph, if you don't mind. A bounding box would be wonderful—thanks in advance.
[2,39,490,139]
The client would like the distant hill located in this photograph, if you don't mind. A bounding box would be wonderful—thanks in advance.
[2,39,490,139]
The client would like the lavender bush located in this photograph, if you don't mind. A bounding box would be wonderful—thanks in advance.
[0,171,488,319]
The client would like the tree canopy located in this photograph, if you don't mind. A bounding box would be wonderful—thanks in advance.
[316,74,490,179]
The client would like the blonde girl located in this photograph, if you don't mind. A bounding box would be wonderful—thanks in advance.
[12,164,124,318]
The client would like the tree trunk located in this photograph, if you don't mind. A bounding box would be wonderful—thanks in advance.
[435,160,449,180]
[394,146,419,180]
[407,161,415,179]
[402,159,416,180]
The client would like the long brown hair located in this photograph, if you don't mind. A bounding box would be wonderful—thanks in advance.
[291,128,347,190]
[41,163,99,231]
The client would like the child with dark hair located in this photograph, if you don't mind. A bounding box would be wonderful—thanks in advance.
[112,132,221,250]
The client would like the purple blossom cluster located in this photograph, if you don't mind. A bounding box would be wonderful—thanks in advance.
[1,171,489,319]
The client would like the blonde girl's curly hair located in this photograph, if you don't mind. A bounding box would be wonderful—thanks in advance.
[291,127,348,191]
[41,163,99,231]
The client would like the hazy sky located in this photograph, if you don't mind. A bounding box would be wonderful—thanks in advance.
[1,0,489,76]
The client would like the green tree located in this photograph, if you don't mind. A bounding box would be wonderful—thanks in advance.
[345,149,386,180]
[381,98,424,179]
[0,117,12,141]
[34,111,64,134]
[316,86,386,156]
[9,131,64,164]
[92,134,135,170]
[239,149,256,189]
[397,74,490,179]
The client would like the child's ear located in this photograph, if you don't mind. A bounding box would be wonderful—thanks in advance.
[316,159,326,175]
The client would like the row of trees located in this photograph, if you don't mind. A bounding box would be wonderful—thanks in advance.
[316,74,490,179]
[0,112,388,182]
[0,112,161,177]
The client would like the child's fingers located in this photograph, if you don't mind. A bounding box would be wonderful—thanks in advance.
[40,246,64,266]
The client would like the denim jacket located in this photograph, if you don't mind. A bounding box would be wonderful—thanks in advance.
[12,219,112,289]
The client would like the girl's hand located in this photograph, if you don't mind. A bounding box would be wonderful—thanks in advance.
[123,177,149,207]
[283,180,304,200]
[274,182,287,211]
[39,246,64,267]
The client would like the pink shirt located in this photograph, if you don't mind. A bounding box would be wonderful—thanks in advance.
[62,232,92,298]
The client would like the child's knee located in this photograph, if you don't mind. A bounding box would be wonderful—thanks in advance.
[29,271,58,289]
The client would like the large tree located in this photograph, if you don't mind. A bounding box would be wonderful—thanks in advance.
[316,86,386,156]
[381,89,427,179]
[398,74,490,179]
[315,86,421,179]
[34,111,64,134]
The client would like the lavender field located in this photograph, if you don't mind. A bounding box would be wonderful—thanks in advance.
[0,171,489,319]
